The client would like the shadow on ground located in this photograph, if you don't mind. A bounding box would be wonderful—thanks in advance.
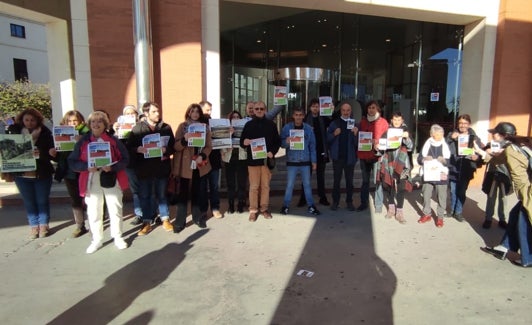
[46,230,208,325]
[270,208,396,324]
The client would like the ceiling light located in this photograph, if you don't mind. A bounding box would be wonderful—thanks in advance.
[321,44,327,48]
[385,39,391,42]
[256,39,262,43]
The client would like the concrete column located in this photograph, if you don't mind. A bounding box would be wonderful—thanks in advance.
[133,0,154,111]
[202,0,221,117]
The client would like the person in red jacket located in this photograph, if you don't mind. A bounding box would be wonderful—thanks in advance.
[357,101,389,212]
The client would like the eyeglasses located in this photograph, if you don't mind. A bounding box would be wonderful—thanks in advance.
[254,107,265,111]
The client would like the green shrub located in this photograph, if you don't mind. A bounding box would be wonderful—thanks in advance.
[0,80,51,119]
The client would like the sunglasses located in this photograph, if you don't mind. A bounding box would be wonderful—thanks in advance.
[254,107,265,111]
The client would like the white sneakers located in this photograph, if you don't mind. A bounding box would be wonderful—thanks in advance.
[114,237,128,250]
[85,237,128,254]
[86,241,103,254]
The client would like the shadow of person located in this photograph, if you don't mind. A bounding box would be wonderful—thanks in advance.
[271,211,396,324]
[47,229,208,325]
[123,310,154,325]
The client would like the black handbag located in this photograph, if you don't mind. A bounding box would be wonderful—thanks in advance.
[100,171,117,188]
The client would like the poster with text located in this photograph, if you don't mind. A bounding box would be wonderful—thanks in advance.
[88,141,112,168]
[210,118,232,149]
[458,134,474,156]
[250,137,267,160]
[231,119,248,147]
[423,159,444,182]
[289,129,304,150]
[319,96,333,116]
[386,128,403,149]
[358,131,373,151]
[274,86,288,106]
[142,133,162,158]
[53,125,77,151]
[116,115,136,139]
[187,123,206,147]
[0,134,36,172]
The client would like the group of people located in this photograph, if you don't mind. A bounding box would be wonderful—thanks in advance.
[1,100,530,266]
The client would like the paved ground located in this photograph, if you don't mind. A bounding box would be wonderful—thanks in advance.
[1,182,531,325]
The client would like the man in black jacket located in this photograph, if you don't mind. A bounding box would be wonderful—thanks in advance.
[298,98,331,206]
[240,101,281,221]
[127,102,175,235]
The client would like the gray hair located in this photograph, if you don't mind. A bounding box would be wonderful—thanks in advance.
[429,124,444,136]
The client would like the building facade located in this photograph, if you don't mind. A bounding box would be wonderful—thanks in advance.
[0,0,530,141]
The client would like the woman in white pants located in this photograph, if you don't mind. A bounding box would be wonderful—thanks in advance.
[68,111,130,254]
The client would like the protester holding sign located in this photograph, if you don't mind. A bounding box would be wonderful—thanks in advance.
[240,101,281,221]
[378,112,413,224]
[356,100,389,212]
[327,102,359,211]
[49,110,90,238]
[417,124,451,228]
[128,102,175,236]
[3,108,54,239]
[445,114,484,222]
[172,103,212,232]
[68,111,129,254]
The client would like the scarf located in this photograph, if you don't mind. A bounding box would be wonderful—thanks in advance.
[422,137,450,159]
[367,112,380,122]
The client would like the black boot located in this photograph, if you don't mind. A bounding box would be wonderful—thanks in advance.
[237,200,245,213]
[228,200,235,214]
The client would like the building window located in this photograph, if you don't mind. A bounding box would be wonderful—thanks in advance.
[13,58,28,81]
[234,73,259,113]
[10,23,26,38]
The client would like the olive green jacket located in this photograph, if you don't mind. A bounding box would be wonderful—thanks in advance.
[505,144,532,222]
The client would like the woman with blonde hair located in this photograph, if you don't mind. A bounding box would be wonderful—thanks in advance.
[68,111,130,254]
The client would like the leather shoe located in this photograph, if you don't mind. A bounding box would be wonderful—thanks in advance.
[173,224,185,233]
[355,205,367,212]
[195,219,207,228]
[511,259,532,268]
[481,246,507,260]
[319,197,330,206]
[249,212,258,222]
[262,210,273,219]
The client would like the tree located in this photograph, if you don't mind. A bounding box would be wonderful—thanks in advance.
[0,80,51,119]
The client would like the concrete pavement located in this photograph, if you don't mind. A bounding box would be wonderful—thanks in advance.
[0,184,531,324]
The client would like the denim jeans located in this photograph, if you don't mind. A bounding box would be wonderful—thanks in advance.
[207,168,220,211]
[332,159,354,204]
[15,176,53,226]
[284,165,314,207]
[125,168,142,217]
[449,179,471,215]
[138,176,170,222]
[360,159,382,207]
[501,202,532,265]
